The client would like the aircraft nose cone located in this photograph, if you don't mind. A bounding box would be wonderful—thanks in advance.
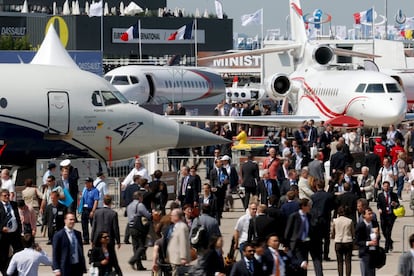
[176,124,230,148]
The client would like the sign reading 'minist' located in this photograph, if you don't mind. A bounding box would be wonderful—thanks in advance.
[198,52,261,69]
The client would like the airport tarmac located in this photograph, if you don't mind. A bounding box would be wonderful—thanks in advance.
[35,190,414,275]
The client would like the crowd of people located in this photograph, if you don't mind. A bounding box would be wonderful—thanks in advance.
[2,119,414,275]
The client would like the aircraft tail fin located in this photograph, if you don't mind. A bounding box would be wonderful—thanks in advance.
[289,0,307,59]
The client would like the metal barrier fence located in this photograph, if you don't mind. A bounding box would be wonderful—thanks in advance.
[402,225,414,252]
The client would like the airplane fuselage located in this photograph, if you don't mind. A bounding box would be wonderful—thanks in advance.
[293,67,407,127]
[104,65,226,105]
[0,64,226,165]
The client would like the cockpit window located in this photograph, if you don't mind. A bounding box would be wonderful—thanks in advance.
[101,91,121,105]
[91,91,128,106]
[104,75,112,82]
[92,91,103,106]
[386,83,402,93]
[111,91,129,103]
[130,76,139,84]
[355,84,366,93]
[365,84,385,93]
[111,76,129,85]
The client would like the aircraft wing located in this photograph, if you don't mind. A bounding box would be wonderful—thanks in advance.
[391,69,414,74]
[198,43,302,62]
[167,115,322,128]
[332,48,381,59]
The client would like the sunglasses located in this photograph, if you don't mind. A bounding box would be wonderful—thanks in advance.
[102,235,110,239]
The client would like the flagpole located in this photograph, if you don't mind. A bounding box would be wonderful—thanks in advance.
[372,6,375,60]
[194,19,198,67]
[260,8,264,86]
[384,0,388,39]
[100,0,103,53]
[138,19,142,62]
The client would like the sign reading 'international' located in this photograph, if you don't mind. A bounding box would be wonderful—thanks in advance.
[112,28,205,44]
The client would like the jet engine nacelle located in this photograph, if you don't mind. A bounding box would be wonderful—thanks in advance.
[265,73,292,100]
[313,45,334,66]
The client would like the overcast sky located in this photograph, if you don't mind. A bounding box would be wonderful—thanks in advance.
[167,0,413,37]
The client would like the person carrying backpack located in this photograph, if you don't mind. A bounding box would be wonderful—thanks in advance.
[189,204,221,254]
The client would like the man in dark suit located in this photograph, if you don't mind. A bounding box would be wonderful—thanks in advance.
[279,170,298,197]
[294,126,308,146]
[177,166,199,206]
[306,119,318,148]
[277,158,292,184]
[0,189,23,275]
[247,204,275,243]
[335,182,359,224]
[284,198,312,276]
[230,242,263,276]
[344,166,362,198]
[241,153,260,210]
[257,169,280,206]
[318,126,333,162]
[377,181,399,252]
[364,146,382,181]
[330,144,346,176]
[310,180,335,266]
[355,207,379,276]
[44,190,67,244]
[262,234,293,276]
[52,212,86,276]
[91,194,122,275]
[198,183,218,221]
[209,159,228,218]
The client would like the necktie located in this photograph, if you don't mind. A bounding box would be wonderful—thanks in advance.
[385,193,390,214]
[301,214,308,240]
[70,230,78,263]
[5,204,13,229]
[275,252,280,276]
[181,177,188,195]
[249,260,254,273]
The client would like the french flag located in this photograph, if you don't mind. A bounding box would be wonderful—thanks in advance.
[168,22,194,40]
[353,8,373,24]
[120,23,139,41]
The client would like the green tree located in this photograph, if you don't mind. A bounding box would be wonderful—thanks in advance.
[0,35,31,50]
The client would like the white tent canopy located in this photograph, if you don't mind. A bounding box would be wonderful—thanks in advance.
[21,0,28,13]
[30,25,79,69]
[123,1,143,16]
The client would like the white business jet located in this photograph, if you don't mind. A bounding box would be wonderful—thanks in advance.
[0,26,227,166]
[104,64,226,105]
[171,0,407,128]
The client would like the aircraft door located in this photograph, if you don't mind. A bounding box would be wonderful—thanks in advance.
[47,92,69,134]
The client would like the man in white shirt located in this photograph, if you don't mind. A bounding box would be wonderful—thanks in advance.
[233,202,257,255]
[7,233,52,276]
[93,172,108,208]
[121,158,150,189]
[1,169,15,201]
